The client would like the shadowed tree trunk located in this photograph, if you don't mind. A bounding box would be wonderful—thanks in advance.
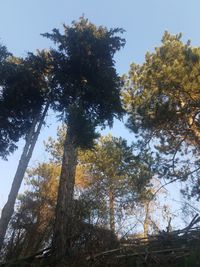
[52,124,78,266]
[109,189,115,234]
[0,103,49,251]
[143,202,150,238]
[44,18,125,266]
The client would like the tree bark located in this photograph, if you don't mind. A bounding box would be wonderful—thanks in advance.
[0,103,49,252]
[109,189,115,234]
[143,202,150,238]
[188,115,200,144]
[52,125,78,267]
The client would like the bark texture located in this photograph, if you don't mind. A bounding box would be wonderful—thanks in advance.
[52,126,78,267]
[0,104,48,252]
[109,189,115,234]
[143,202,150,238]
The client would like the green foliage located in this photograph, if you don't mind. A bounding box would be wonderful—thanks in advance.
[45,127,153,230]
[124,31,200,141]
[0,49,50,158]
[78,135,153,231]
[79,134,152,194]
[3,163,59,259]
[44,125,66,163]
[43,17,125,148]
[123,31,200,197]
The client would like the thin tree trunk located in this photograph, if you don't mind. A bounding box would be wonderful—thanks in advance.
[52,125,78,267]
[188,115,200,143]
[0,103,49,251]
[143,202,150,238]
[109,189,115,234]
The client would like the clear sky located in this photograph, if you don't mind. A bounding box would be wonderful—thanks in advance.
[0,0,199,225]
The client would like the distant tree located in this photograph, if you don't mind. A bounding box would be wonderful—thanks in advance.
[3,127,154,261]
[123,32,200,195]
[3,160,102,259]
[3,163,59,259]
[45,127,153,233]
[43,17,125,264]
[130,178,171,237]
[78,135,153,234]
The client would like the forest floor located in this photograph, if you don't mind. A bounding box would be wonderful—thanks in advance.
[1,215,200,267]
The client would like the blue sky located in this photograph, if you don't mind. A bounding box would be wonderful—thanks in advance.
[0,0,199,225]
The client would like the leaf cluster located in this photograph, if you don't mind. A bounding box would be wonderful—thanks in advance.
[0,49,50,158]
[43,17,125,148]
[124,32,200,148]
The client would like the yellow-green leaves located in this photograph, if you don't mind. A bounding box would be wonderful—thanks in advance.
[124,32,200,148]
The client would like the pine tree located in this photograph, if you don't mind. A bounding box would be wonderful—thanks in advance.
[0,50,50,251]
[43,17,125,265]
[123,32,200,194]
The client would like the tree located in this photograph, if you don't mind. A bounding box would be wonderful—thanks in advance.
[43,17,125,264]
[78,135,153,234]
[3,125,154,262]
[123,32,200,193]
[0,44,19,157]
[45,127,154,234]
[2,159,111,260]
[129,178,171,238]
[3,163,59,259]
[0,50,49,158]
[0,50,50,251]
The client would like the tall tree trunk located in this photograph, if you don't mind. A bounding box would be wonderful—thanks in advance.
[0,103,49,251]
[109,189,115,234]
[143,202,150,238]
[52,125,78,267]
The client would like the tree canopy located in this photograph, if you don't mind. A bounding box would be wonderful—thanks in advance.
[2,19,200,266]
[43,17,125,148]
[0,49,50,158]
[123,32,200,192]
